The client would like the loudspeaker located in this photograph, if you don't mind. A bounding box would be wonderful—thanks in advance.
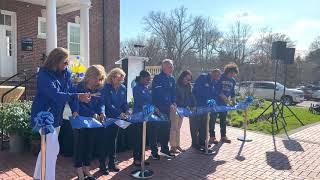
[284,48,295,64]
[272,41,287,60]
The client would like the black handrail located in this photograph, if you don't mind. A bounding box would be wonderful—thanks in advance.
[1,73,37,103]
[1,71,37,150]
[0,69,31,86]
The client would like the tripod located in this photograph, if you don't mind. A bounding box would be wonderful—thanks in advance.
[256,58,304,135]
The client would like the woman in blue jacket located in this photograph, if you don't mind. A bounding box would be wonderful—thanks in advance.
[73,65,106,180]
[31,47,91,180]
[130,70,152,166]
[98,68,128,175]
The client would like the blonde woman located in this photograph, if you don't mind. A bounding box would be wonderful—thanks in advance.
[73,65,106,180]
[31,47,91,180]
[98,68,128,174]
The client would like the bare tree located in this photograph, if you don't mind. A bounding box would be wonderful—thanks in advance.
[310,36,320,51]
[193,17,222,69]
[252,27,294,64]
[221,21,253,66]
[143,6,199,74]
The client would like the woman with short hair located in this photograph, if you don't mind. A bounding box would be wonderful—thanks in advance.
[73,65,106,180]
[31,47,91,180]
[98,68,129,174]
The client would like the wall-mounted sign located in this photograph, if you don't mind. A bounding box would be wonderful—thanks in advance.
[22,37,33,51]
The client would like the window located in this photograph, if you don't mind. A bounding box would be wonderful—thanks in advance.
[0,13,11,26]
[254,83,275,89]
[68,23,80,56]
[6,30,12,56]
[37,17,46,39]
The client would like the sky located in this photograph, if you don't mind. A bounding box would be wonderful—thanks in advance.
[120,0,320,54]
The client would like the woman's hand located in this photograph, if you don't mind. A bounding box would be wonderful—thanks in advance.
[170,103,177,112]
[120,113,127,120]
[78,93,91,103]
[72,112,79,118]
[98,113,106,122]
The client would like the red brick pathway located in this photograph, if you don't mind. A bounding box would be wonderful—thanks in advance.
[1,119,320,180]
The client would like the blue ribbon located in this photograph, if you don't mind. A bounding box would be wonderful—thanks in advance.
[32,111,55,135]
[177,96,254,117]
[70,104,167,129]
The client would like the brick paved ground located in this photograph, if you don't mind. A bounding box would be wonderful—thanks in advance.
[1,118,320,180]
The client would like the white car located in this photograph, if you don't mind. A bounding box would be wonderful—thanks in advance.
[312,90,320,100]
[238,81,304,105]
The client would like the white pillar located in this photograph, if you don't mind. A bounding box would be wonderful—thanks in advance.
[46,0,57,55]
[80,3,90,67]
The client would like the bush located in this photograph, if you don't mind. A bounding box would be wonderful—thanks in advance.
[1,101,32,136]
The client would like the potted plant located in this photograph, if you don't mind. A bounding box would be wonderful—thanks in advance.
[2,101,32,153]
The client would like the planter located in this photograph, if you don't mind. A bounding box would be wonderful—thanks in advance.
[9,133,24,153]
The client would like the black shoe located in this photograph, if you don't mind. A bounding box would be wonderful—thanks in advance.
[85,177,96,180]
[108,164,120,172]
[151,153,160,160]
[99,166,109,175]
[159,151,175,158]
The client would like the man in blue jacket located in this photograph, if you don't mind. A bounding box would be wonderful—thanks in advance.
[213,63,238,143]
[191,69,220,150]
[150,59,176,159]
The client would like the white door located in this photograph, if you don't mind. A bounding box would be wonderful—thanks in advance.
[0,10,17,77]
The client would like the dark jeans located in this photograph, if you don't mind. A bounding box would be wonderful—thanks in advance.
[73,128,95,168]
[148,114,170,155]
[97,125,118,168]
[210,112,227,137]
[189,114,207,147]
[129,123,143,161]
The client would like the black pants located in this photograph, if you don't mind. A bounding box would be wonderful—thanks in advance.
[210,112,227,137]
[73,128,95,168]
[97,125,118,167]
[148,115,170,155]
[129,123,143,161]
[193,114,207,147]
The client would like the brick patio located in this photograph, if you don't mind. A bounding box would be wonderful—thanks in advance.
[1,119,320,180]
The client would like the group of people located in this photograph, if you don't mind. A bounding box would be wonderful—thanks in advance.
[30,47,239,180]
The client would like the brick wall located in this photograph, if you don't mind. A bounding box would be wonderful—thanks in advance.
[0,0,120,96]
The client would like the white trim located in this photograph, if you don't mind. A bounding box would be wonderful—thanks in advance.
[37,17,46,39]
[67,22,80,55]
[0,9,17,77]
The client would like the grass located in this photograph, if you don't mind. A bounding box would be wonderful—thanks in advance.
[225,100,320,134]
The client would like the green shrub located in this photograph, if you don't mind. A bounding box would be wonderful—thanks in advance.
[1,101,32,136]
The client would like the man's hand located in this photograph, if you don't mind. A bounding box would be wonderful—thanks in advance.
[78,93,91,103]
[72,112,79,118]
[231,98,236,106]
[155,108,160,115]
[190,107,196,112]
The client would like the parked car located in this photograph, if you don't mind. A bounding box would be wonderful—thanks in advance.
[312,90,320,100]
[297,85,320,100]
[239,81,304,105]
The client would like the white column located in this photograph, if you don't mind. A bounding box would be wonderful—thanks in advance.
[80,3,90,67]
[46,0,57,55]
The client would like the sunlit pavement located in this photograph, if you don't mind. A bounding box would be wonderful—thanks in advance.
[1,118,320,180]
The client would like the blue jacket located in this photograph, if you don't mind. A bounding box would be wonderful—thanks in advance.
[152,71,176,114]
[133,82,152,113]
[31,68,77,128]
[215,73,236,105]
[193,73,218,106]
[103,83,128,118]
[75,82,105,117]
